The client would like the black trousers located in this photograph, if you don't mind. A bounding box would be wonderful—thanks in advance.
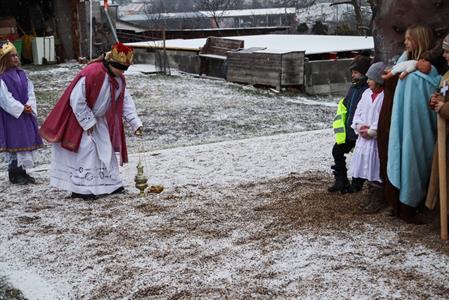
[331,140,356,177]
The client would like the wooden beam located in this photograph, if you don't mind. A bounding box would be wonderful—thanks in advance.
[438,115,448,240]
[330,1,353,6]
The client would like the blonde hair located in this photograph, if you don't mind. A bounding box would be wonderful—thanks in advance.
[406,25,434,60]
[0,53,11,74]
[0,51,19,74]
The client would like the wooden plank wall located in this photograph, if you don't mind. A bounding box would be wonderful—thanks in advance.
[200,37,244,56]
[227,50,305,90]
[281,52,304,86]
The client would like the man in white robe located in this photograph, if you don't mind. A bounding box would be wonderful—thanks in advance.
[40,42,142,199]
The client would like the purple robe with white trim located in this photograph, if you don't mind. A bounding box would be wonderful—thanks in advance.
[0,68,43,152]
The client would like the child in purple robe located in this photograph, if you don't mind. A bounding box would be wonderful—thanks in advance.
[0,41,43,184]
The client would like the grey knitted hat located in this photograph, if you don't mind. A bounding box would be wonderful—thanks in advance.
[366,61,386,85]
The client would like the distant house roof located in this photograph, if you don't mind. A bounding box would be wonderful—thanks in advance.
[126,34,374,55]
[120,11,207,22]
[119,3,146,15]
[202,7,296,18]
[116,20,149,33]
[119,7,296,22]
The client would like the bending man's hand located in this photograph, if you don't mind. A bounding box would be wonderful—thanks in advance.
[135,127,143,136]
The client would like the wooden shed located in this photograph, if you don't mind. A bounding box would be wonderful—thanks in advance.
[199,36,244,78]
[226,48,305,90]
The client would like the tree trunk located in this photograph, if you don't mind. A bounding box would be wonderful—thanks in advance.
[373,0,449,62]
[351,0,363,35]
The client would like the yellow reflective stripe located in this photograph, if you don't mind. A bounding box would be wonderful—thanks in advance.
[334,127,345,133]
[334,115,342,121]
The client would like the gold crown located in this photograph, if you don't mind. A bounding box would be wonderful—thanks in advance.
[0,41,17,59]
[108,42,134,66]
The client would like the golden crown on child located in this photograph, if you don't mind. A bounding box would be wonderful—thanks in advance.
[0,41,17,59]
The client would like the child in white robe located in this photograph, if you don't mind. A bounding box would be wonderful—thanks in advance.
[350,62,386,213]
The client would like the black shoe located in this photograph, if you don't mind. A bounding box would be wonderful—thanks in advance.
[351,177,365,193]
[71,192,98,200]
[111,186,125,194]
[8,169,28,185]
[328,177,351,193]
[328,182,340,193]
[21,170,36,184]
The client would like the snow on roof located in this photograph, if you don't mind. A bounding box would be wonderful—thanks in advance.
[126,34,374,55]
[201,7,296,18]
[119,7,296,22]
[115,21,149,33]
[119,3,146,16]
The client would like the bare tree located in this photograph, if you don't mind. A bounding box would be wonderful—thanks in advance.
[195,0,241,28]
[143,1,167,30]
[330,0,375,35]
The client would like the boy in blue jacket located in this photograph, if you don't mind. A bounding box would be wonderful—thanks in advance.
[328,53,371,193]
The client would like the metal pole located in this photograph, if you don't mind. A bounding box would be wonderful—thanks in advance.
[104,4,119,43]
[89,0,92,60]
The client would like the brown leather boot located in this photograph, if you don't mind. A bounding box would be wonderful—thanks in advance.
[363,185,387,214]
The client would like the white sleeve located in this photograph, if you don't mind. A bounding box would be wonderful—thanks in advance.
[123,88,142,132]
[367,128,377,137]
[26,78,38,116]
[0,79,24,119]
[69,77,96,131]
[391,61,406,75]
[369,93,384,131]
[404,60,417,73]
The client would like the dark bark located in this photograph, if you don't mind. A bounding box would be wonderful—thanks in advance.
[373,0,449,62]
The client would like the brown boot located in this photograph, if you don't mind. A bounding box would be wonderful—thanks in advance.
[363,185,387,214]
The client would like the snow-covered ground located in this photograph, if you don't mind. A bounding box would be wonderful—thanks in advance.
[1,64,449,299]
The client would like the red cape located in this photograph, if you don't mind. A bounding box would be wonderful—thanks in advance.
[39,62,129,164]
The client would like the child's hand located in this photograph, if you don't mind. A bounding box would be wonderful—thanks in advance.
[359,127,370,139]
[23,104,33,114]
[359,125,369,132]
[429,92,445,111]
[399,71,409,80]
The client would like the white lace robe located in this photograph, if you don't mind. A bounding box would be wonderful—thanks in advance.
[50,75,142,195]
[349,88,384,182]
